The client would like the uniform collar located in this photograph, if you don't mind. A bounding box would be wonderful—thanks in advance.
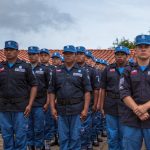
[61,63,79,69]
[2,58,22,65]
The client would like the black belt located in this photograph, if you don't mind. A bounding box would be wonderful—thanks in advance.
[107,92,120,99]
[57,98,83,106]
[0,97,28,104]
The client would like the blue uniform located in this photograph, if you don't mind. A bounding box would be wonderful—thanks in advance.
[80,64,100,149]
[43,65,57,142]
[27,64,50,148]
[100,63,127,150]
[0,59,37,150]
[48,63,92,150]
[120,62,150,150]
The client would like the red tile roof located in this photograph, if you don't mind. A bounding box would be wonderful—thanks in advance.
[0,49,135,64]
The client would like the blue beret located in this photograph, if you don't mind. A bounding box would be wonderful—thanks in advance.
[28,46,39,54]
[4,40,18,50]
[40,48,50,55]
[135,34,150,46]
[63,45,76,53]
[100,59,108,65]
[76,46,86,53]
[51,52,61,58]
[96,58,102,64]
[85,50,93,58]
[115,46,130,55]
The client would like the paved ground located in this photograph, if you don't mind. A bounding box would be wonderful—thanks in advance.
[0,135,146,150]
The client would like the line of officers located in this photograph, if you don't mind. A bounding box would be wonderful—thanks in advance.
[0,34,150,150]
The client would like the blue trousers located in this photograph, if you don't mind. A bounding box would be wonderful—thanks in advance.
[123,126,150,150]
[80,111,92,149]
[44,107,57,140]
[91,111,102,141]
[27,107,45,148]
[105,114,124,150]
[0,112,28,150]
[58,114,81,150]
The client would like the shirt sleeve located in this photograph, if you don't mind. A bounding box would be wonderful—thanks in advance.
[44,67,52,89]
[92,68,101,90]
[48,69,56,94]
[119,67,132,100]
[100,67,107,89]
[26,64,38,86]
[82,69,92,92]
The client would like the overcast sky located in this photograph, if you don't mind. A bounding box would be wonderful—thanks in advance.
[0,0,150,49]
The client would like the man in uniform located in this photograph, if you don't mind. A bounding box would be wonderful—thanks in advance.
[100,46,130,150]
[27,46,50,150]
[0,41,37,150]
[49,45,92,150]
[50,51,62,145]
[51,52,62,67]
[40,48,55,150]
[120,34,150,150]
[76,47,100,149]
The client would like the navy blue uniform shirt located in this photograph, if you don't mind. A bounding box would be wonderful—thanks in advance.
[48,63,92,115]
[120,63,150,128]
[0,59,37,112]
[32,64,50,107]
[100,63,127,116]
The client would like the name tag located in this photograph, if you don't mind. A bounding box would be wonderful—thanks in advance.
[35,70,44,74]
[73,73,82,77]
[15,68,25,72]
[0,67,4,72]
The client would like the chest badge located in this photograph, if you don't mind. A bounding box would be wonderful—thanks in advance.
[131,70,138,75]
[110,68,115,72]
[0,67,4,72]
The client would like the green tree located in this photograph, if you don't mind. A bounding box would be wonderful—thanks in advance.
[113,37,135,49]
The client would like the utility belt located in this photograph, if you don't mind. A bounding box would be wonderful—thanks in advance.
[0,96,28,104]
[57,98,83,106]
[107,92,120,99]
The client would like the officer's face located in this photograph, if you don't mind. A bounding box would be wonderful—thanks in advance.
[95,63,100,69]
[76,52,85,63]
[40,53,50,64]
[136,45,150,60]
[52,57,61,66]
[85,57,92,65]
[64,52,76,63]
[115,52,128,64]
[4,49,19,60]
[28,54,39,63]
[101,64,106,70]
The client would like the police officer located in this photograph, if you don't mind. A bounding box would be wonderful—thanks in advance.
[51,52,62,67]
[76,47,100,149]
[40,48,55,150]
[120,34,150,150]
[27,46,50,150]
[0,41,37,150]
[50,51,62,146]
[49,45,92,150]
[100,45,130,150]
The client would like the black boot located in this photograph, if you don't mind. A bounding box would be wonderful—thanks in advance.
[35,147,45,150]
[101,131,107,137]
[50,134,59,146]
[97,134,103,142]
[92,139,99,147]
[28,145,35,150]
[44,140,51,150]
